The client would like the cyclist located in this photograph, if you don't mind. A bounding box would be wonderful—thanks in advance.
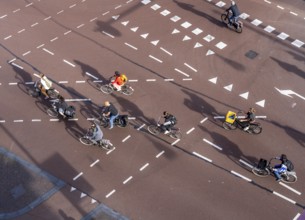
[239,107,256,131]
[88,122,104,145]
[160,111,177,134]
[226,0,241,26]
[102,101,119,129]
[54,95,69,118]
[38,73,53,99]
[273,154,289,181]
[111,71,128,91]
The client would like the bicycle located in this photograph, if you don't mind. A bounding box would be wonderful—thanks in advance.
[147,117,182,139]
[221,10,243,33]
[252,158,297,183]
[79,130,114,151]
[28,80,59,98]
[100,77,134,95]
[47,101,76,118]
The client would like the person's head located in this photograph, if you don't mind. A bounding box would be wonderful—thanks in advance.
[249,107,255,113]
[104,101,110,106]
[121,74,127,82]
[58,95,65,102]
[280,154,287,161]
[231,0,236,6]
[114,71,120,77]
[163,111,169,117]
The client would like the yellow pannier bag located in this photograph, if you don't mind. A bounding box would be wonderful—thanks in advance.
[225,111,236,124]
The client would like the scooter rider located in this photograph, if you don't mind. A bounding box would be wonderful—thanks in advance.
[239,107,256,131]
[88,122,104,145]
[226,0,241,26]
[160,111,177,134]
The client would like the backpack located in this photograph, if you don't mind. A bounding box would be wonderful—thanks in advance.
[284,160,294,171]
[170,115,177,125]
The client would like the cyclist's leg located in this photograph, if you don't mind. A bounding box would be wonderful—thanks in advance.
[109,114,119,129]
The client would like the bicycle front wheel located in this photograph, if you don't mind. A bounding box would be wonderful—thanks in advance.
[251,167,270,177]
[122,85,134,95]
[47,108,58,117]
[148,125,161,136]
[79,137,93,145]
[100,84,113,94]
[281,173,297,183]
[169,130,182,139]
[221,14,229,24]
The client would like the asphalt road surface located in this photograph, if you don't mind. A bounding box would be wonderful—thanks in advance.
[1,0,305,219]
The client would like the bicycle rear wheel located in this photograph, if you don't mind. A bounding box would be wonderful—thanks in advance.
[250,125,262,134]
[251,167,270,177]
[29,89,39,98]
[99,139,114,151]
[47,108,58,117]
[222,122,237,130]
[148,125,161,135]
[80,137,93,145]
[100,84,113,94]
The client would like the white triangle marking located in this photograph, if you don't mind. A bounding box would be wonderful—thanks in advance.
[194,42,203,48]
[224,84,233,91]
[256,100,265,107]
[112,15,120,20]
[172,29,180,34]
[80,193,87,198]
[209,77,217,84]
[121,21,129,26]
[70,187,76,192]
[91,199,97,204]
[206,50,215,56]
[141,33,149,38]
[239,92,249,99]
[130,27,139,32]
[183,35,191,41]
[151,40,159,45]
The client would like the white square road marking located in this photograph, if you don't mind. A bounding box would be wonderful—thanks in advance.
[151,4,161,10]
[215,42,227,49]
[203,35,215,42]
[141,0,151,4]
[291,39,304,48]
[160,10,171,16]
[264,25,275,33]
[277,32,289,40]
[192,28,203,35]
[216,1,226,7]
[239,13,250,19]
[251,19,262,26]
[181,21,192,28]
[171,15,181,22]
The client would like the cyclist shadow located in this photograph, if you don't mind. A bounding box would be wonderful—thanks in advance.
[63,120,87,141]
[10,65,34,95]
[74,60,108,91]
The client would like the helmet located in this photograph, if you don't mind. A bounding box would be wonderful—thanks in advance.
[231,0,236,5]
[114,71,120,77]
[163,111,168,116]
[104,101,110,106]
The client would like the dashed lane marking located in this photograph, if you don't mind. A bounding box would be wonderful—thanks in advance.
[171,139,180,146]
[105,189,116,198]
[139,163,149,171]
[273,191,296,204]
[231,170,252,182]
[90,159,100,167]
[192,152,212,163]
[137,124,145,131]
[203,138,222,151]
[122,135,131,142]
[124,42,138,50]
[279,182,301,195]
[73,172,83,181]
[186,127,195,134]
[156,151,165,158]
[123,176,133,184]
[174,68,189,77]
[148,55,163,63]
[200,117,208,124]
[63,59,76,67]
[102,31,115,38]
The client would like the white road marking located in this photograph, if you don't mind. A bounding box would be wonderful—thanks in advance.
[50,119,59,122]
[186,127,195,134]
[231,170,252,182]
[171,139,180,145]
[65,98,90,102]
[193,152,212,163]
[85,72,98,80]
[124,42,138,50]
[25,3,33,7]
[18,29,25,34]
[68,118,78,121]
[290,11,298,16]
[203,138,222,151]
[182,78,192,81]
[137,124,145,131]
[184,63,197,72]
[0,120,5,123]
[164,79,174,81]
[115,5,122,9]
[273,191,296,204]
[128,79,138,82]
[156,151,165,158]
[57,10,64,14]
[139,163,149,171]
[151,4,161,10]
[123,176,133,184]
[31,22,39,27]
[264,0,271,4]
[160,47,173,56]
[63,59,76,67]
[105,189,116,198]
[277,32,289,40]
[13,9,20,13]
[90,17,98,22]
[102,31,114,38]
[239,159,254,169]
[151,40,159,45]
[122,135,131,142]
[279,182,301,195]
[293,213,301,220]
[106,147,115,155]
[50,37,58,42]
[31,119,41,122]
[148,55,163,63]
[43,48,54,55]
[64,30,72,35]
[9,82,18,85]
[102,11,109,16]
[44,16,51,21]
[277,5,284,10]
[77,24,85,29]
[174,68,189,77]
[200,117,208,123]
[22,51,31,56]
[80,193,87,198]
[181,21,192,28]
[13,120,23,123]
[0,14,7,19]
[11,63,23,69]
[69,4,76,8]
[59,81,68,84]
[36,44,45,49]
[256,99,265,107]
[90,159,100,167]
[4,35,12,40]
[73,172,83,181]
[76,81,85,83]
[146,79,156,82]
[292,39,304,48]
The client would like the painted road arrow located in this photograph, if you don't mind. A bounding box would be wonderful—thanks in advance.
[275,87,305,100]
